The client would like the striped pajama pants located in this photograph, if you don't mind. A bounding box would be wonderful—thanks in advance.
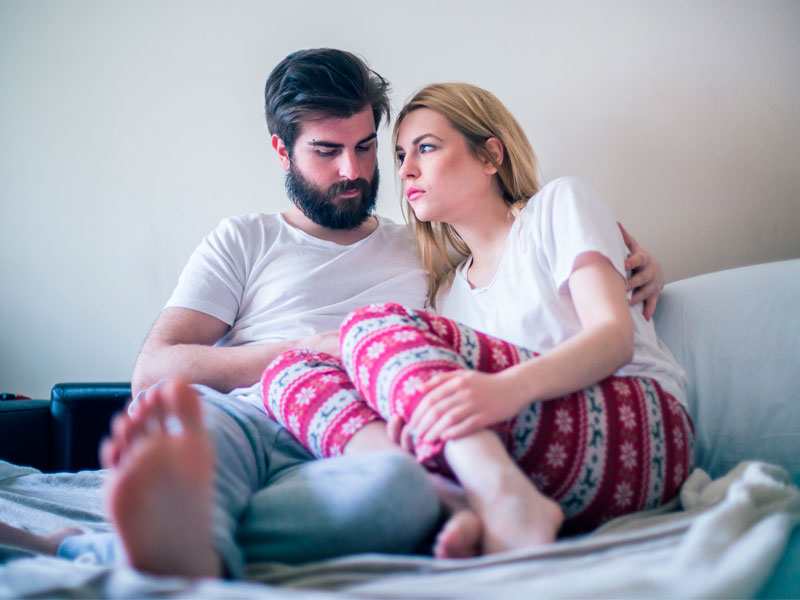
[262,303,695,533]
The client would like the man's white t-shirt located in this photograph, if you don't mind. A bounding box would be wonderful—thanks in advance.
[438,176,688,405]
[166,212,427,405]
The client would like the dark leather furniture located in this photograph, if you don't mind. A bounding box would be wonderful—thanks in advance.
[0,383,130,472]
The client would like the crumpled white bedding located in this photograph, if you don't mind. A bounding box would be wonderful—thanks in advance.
[0,460,798,599]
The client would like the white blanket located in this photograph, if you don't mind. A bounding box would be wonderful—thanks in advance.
[0,460,797,598]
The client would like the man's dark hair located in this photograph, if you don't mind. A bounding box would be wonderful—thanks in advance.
[264,48,391,153]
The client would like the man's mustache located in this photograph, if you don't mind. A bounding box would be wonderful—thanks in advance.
[328,178,371,196]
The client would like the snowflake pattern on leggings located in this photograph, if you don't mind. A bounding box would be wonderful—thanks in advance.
[263,303,695,533]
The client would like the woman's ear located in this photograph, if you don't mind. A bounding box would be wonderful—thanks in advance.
[482,137,504,175]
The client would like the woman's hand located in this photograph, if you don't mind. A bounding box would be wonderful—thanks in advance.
[408,370,523,444]
[618,222,664,321]
[386,415,416,453]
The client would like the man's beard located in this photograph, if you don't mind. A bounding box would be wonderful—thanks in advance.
[285,163,379,230]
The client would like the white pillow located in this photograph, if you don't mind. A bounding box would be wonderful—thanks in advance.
[653,260,800,482]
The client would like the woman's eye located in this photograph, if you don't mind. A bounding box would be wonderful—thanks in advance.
[396,153,405,165]
[420,144,435,153]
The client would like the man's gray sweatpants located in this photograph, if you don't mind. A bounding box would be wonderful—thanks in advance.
[59,384,441,577]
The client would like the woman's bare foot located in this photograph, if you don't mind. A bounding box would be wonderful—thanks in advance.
[478,464,564,554]
[0,522,83,555]
[444,431,564,555]
[103,379,222,578]
[434,510,483,558]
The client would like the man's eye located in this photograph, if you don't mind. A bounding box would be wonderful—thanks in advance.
[315,149,337,157]
[356,143,374,153]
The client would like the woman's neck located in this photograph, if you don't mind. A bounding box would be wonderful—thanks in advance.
[454,199,515,265]
[451,195,516,288]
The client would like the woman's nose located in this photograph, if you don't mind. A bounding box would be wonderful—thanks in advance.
[399,156,417,179]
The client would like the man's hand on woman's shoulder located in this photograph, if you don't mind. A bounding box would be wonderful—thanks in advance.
[618,222,664,321]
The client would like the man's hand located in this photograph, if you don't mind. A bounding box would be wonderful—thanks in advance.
[295,330,341,357]
[618,222,664,321]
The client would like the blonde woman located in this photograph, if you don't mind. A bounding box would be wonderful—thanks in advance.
[263,83,693,558]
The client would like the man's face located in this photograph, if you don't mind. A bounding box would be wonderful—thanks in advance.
[277,108,380,230]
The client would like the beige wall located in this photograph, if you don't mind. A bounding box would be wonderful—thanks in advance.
[2,0,799,397]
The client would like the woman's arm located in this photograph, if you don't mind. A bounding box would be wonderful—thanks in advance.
[505,251,634,401]
[409,251,634,443]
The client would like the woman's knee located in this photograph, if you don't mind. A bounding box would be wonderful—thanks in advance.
[261,349,342,392]
[343,302,413,325]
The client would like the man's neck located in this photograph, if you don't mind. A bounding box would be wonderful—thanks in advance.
[282,206,379,245]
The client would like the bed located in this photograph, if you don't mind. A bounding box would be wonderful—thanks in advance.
[1,260,799,598]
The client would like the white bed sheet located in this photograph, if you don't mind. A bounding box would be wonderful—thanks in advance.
[0,460,797,599]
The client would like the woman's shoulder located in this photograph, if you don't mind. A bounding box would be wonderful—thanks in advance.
[522,176,608,221]
[516,175,623,263]
[532,176,596,202]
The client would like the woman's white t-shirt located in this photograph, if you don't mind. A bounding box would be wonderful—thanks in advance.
[437,176,687,405]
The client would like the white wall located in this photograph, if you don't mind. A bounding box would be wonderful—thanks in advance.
[2,0,798,398]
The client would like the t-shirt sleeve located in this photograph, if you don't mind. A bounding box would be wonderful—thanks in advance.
[538,177,628,292]
[164,218,249,325]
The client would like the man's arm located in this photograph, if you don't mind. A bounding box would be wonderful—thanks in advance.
[131,307,339,398]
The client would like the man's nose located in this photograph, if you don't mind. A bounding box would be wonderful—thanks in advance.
[338,151,361,180]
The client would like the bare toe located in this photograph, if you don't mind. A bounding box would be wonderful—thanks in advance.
[434,510,483,559]
[163,379,204,431]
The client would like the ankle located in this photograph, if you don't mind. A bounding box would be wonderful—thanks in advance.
[444,438,527,507]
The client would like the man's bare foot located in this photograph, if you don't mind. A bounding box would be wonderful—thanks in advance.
[104,379,222,578]
[434,510,483,559]
[0,522,82,555]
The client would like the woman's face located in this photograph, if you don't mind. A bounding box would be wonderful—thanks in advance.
[395,108,497,224]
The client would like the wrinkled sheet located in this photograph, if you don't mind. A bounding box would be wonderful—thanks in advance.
[0,460,798,599]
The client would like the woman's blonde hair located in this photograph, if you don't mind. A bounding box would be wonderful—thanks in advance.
[392,82,541,305]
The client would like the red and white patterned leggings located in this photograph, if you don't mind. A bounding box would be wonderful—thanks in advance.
[262,303,695,533]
